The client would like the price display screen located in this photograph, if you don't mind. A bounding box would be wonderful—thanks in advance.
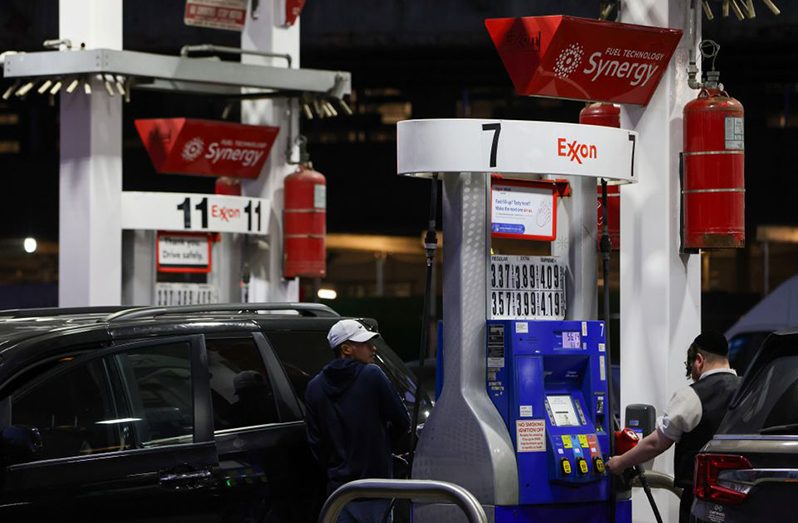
[561,332,581,349]
[489,255,566,320]
[546,395,581,427]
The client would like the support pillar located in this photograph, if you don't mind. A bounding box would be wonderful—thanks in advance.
[620,1,700,521]
[58,0,123,306]
[412,172,517,522]
[240,0,299,302]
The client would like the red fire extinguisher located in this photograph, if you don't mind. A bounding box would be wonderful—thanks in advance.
[580,102,621,251]
[284,161,326,279]
[683,86,745,249]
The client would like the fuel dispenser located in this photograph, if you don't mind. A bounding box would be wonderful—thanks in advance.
[396,118,637,523]
[487,320,613,518]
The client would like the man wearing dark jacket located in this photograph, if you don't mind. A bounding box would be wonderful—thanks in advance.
[305,319,410,523]
[606,331,741,523]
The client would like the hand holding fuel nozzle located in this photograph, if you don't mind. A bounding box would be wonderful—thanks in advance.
[606,426,665,523]
[605,427,640,475]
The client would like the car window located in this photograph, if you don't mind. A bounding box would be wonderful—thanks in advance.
[264,329,425,415]
[728,331,770,375]
[373,338,419,404]
[112,342,194,446]
[264,330,331,401]
[11,358,128,461]
[205,337,279,431]
[718,353,798,435]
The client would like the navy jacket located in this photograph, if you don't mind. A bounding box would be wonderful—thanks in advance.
[304,359,410,492]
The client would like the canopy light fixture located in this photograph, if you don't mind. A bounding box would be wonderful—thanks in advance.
[1,44,351,108]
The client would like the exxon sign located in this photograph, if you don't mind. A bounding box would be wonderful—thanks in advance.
[135,118,280,179]
[485,16,682,106]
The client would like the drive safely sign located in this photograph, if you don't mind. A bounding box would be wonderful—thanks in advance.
[122,192,271,235]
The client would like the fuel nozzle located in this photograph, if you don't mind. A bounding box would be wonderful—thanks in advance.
[614,427,640,456]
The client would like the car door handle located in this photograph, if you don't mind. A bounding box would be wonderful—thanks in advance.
[159,468,214,490]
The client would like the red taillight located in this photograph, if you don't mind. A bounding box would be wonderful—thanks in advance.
[694,453,753,505]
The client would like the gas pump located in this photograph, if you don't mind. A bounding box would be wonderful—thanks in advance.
[487,320,613,518]
[397,118,637,523]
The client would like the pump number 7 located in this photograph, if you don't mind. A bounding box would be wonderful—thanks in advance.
[482,122,501,168]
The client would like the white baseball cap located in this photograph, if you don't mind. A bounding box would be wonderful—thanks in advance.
[327,319,379,349]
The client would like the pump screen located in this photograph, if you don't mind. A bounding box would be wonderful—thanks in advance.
[561,332,581,348]
[547,395,581,427]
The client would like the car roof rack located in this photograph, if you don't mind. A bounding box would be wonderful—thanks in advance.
[0,306,130,319]
[105,303,340,322]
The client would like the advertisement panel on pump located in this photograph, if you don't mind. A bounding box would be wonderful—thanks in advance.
[485,16,682,105]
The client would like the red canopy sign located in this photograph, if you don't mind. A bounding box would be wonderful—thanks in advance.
[485,16,682,106]
[135,118,279,179]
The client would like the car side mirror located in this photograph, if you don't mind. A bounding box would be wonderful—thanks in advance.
[0,425,43,464]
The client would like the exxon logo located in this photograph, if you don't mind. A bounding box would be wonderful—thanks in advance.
[557,138,597,164]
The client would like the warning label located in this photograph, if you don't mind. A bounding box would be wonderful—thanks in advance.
[516,419,546,453]
[184,0,247,31]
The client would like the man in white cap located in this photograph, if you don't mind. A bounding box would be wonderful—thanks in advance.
[305,319,410,523]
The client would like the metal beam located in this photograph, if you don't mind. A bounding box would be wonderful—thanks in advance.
[3,49,350,97]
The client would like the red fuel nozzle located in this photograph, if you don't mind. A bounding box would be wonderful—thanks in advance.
[614,427,640,455]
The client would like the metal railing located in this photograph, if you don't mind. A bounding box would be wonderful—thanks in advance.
[318,479,487,523]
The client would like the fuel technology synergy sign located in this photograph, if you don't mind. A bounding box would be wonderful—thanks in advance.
[135,118,279,179]
[485,16,682,105]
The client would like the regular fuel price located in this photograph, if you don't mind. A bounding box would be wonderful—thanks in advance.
[489,255,566,320]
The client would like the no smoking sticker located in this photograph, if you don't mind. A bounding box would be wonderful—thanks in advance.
[516,419,546,452]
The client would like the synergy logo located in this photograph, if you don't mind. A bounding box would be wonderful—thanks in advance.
[181,137,205,162]
[557,138,597,164]
[181,137,267,167]
[581,48,662,87]
[554,43,584,79]
[554,43,663,87]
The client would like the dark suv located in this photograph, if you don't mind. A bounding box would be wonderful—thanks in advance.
[692,330,798,522]
[0,303,427,522]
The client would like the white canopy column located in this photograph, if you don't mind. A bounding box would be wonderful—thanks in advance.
[620,1,701,521]
[58,0,123,306]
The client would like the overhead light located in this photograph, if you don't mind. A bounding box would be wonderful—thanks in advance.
[15,81,35,98]
[23,237,37,254]
[49,79,63,95]
[65,78,79,93]
[103,75,115,96]
[36,79,53,94]
[317,289,337,300]
[2,81,20,100]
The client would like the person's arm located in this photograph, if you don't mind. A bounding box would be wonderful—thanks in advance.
[606,428,674,474]
[303,391,326,466]
[374,367,411,443]
[607,384,702,475]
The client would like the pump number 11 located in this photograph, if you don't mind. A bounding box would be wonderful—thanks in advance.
[176,196,264,233]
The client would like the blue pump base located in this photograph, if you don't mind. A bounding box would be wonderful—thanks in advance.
[495,499,632,523]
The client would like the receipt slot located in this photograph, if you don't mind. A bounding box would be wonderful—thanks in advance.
[487,319,625,521]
